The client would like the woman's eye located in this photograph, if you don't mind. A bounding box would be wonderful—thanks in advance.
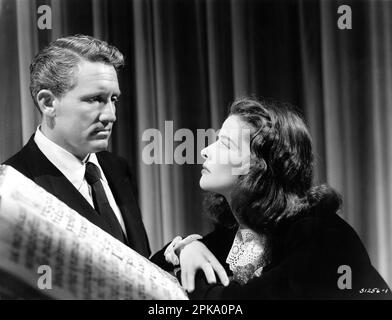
[219,138,230,149]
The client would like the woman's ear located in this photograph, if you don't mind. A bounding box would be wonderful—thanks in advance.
[36,90,57,117]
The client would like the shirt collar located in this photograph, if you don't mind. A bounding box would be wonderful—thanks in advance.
[226,226,271,284]
[85,153,108,183]
[237,226,262,243]
[34,126,105,190]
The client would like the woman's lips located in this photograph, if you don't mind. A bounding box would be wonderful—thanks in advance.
[201,165,210,174]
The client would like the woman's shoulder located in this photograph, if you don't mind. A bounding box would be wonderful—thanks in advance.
[268,210,391,298]
[275,209,370,263]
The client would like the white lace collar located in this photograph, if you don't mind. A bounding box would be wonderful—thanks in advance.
[226,227,271,284]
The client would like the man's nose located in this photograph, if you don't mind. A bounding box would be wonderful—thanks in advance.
[100,101,116,123]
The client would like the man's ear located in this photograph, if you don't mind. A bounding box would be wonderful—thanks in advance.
[36,90,57,117]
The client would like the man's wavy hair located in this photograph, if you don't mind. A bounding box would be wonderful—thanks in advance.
[30,34,124,112]
[204,97,342,234]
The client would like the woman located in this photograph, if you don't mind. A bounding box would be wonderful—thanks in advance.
[151,97,391,299]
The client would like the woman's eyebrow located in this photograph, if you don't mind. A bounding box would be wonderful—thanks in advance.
[219,134,238,148]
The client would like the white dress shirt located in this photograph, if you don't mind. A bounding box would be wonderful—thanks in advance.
[34,127,128,237]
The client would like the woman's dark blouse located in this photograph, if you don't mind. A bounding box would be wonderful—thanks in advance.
[150,210,391,300]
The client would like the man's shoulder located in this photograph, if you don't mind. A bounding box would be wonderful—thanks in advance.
[2,137,36,177]
[3,148,26,167]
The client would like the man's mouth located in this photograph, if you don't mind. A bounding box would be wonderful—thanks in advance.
[92,128,111,137]
[93,128,111,134]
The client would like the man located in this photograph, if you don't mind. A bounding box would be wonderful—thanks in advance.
[4,35,150,257]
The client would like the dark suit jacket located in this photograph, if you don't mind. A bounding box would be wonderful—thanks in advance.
[151,209,391,300]
[3,135,150,258]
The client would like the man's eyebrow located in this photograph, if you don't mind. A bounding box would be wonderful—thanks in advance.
[96,87,122,96]
[81,90,121,97]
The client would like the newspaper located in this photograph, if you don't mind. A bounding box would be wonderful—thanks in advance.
[0,165,188,300]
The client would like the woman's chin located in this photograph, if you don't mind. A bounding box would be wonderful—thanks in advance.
[199,179,221,194]
[199,177,212,191]
[199,179,207,190]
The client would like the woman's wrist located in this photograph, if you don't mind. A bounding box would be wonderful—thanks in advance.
[164,234,203,266]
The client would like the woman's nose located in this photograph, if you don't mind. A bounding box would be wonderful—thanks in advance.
[201,147,208,160]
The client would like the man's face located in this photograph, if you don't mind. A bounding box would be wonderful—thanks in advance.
[50,60,120,159]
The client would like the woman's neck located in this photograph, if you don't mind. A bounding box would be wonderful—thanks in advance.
[224,194,250,228]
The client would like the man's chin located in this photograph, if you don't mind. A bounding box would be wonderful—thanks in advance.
[89,140,109,153]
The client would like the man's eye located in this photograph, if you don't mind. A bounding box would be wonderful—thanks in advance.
[86,96,102,103]
[111,97,119,104]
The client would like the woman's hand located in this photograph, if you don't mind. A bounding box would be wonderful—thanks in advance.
[179,240,229,292]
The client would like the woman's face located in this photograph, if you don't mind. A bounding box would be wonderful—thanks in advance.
[200,115,251,197]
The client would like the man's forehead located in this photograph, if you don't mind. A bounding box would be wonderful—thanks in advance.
[75,60,118,80]
[73,60,120,92]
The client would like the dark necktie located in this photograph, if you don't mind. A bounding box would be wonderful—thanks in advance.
[85,162,126,243]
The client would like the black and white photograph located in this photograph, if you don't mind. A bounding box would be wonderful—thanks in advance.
[0,0,391,306]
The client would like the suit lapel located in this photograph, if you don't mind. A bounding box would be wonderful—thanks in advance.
[24,138,115,234]
[97,153,150,257]
[19,137,150,256]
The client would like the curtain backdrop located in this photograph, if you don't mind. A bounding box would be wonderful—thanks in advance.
[0,0,390,287]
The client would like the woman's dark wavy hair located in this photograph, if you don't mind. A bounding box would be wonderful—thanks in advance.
[204,97,342,234]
